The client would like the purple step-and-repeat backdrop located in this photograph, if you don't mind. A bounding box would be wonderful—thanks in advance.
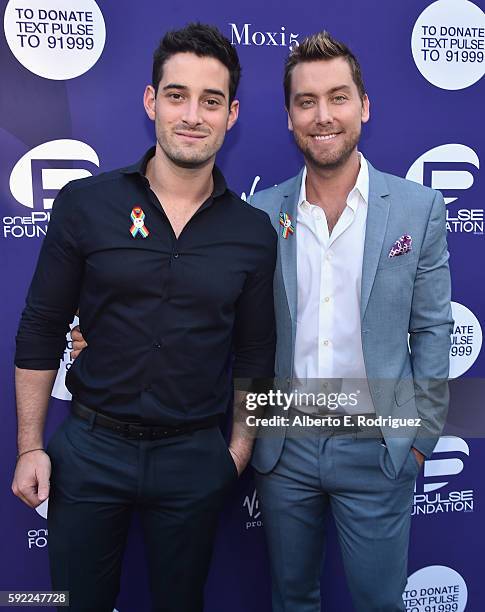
[1,0,484,610]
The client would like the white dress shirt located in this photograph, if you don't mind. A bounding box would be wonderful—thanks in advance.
[293,154,375,414]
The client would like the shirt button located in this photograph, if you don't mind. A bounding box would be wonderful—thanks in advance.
[144,386,152,392]
[322,340,329,346]
[173,253,179,259]
[323,296,330,303]
[154,342,161,349]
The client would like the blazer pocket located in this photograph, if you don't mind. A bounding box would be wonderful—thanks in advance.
[377,253,417,272]
[394,378,415,406]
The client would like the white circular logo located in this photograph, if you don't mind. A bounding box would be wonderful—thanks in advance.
[4,0,106,80]
[51,316,79,401]
[10,139,99,210]
[450,301,482,378]
[404,565,468,612]
[406,144,479,205]
[411,0,485,90]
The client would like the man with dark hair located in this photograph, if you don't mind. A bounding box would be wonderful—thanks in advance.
[249,31,452,611]
[12,23,276,612]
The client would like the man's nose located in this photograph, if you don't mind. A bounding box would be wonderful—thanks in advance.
[315,101,333,125]
[181,100,203,127]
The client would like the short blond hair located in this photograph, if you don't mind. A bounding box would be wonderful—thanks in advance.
[284,31,366,108]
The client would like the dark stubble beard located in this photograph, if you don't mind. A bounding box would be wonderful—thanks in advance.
[158,138,216,169]
[154,119,220,169]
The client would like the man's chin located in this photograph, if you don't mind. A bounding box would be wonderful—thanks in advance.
[294,132,360,171]
[167,152,213,170]
[304,145,356,171]
[157,139,216,170]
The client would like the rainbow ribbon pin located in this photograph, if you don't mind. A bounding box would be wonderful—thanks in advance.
[130,206,149,238]
[279,212,294,239]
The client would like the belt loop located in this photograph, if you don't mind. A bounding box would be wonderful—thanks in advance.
[88,410,97,431]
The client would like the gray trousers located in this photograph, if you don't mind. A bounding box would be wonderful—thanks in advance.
[255,429,420,612]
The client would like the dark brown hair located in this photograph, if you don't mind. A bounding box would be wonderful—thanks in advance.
[152,23,241,104]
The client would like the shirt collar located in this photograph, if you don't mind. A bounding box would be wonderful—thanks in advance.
[120,146,228,199]
[298,152,369,212]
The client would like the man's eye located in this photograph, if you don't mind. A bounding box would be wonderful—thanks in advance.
[333,96,347,103]
[168,93,183,101]
[301,99,314,107]
[205,98,221,106]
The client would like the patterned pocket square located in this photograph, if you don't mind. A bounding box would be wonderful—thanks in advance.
[388,234,412,258]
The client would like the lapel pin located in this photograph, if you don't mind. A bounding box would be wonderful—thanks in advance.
[130,206,149,238]
[279,212,295,239]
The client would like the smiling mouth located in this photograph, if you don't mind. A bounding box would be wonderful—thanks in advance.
[175,131,208,140]
[312,133,340,141]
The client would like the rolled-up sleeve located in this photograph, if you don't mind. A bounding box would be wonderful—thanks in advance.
[15,184,84,370]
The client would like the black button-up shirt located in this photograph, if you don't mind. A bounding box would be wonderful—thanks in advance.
[15,148,277,425]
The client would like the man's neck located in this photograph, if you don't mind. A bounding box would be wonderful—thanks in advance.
[145,143,215,206]
[305,149,361,211]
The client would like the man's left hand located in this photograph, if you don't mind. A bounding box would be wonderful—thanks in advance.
[412,447,425,467]
[70,325,87,359]
[228,446,250,476]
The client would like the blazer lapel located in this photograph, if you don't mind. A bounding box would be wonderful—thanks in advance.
[278,169,303,325]
[361,164,391,320]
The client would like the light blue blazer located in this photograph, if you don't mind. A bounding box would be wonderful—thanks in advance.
[249,162,453,475]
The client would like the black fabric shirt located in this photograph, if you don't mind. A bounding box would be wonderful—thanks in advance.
[15,148,277,425]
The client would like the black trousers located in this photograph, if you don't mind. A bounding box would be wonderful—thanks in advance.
[46,412,238,612]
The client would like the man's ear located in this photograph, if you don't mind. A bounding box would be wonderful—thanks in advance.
[361,94,370,124]
[287,108,293,132]
[143,85,156,121]
[226,99,239,132]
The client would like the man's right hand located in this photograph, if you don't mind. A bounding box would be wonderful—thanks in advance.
[71,325,87,359]
[11,450,51,508]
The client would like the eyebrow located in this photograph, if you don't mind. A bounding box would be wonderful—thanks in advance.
[293,85,352,99]
[162,83,226,99]
[328,85,352,94]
